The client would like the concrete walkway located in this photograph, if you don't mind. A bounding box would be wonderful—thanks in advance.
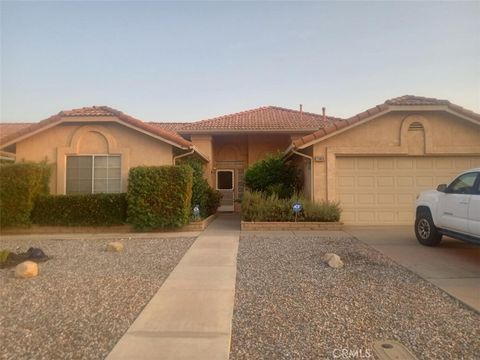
[106,214,240,360]
[345,226,480,312]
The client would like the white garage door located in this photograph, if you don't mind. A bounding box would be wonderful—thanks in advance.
[336,156,480,225]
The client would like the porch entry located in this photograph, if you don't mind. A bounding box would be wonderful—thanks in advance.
[217,170,234,211]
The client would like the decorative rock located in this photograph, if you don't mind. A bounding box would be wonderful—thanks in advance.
[27,247,47,260]
[106,242,124,252]
[15,261,38,278]
[322,253,344,268]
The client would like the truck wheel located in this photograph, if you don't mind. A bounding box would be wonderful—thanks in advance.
[415,212,442,246]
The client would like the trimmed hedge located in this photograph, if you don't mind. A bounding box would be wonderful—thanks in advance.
[127,165,193,230]
[241,190,341,222]
[0,162,51,227]
[31,193,127,226]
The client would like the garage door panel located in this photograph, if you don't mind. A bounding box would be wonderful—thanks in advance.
[338,158,355,169]
[338,193,355,205]
[378,194,394,204]
[377,176,394,187]
[357,158,375,169]
[336,156,480,225]
[416,158,434,169]
[435,158,454,169]
[416,176,435,187]
[397,177,414,187]
[337,176,355,187]
[358,176,375,187]
[396,158,414,169]
[357,194,375,204]
[377,159,395,169]
[397,194,415,204]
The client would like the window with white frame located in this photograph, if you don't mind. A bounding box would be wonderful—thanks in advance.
[66,155,121,194]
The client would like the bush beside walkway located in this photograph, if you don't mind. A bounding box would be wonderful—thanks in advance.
[241,190,341,222]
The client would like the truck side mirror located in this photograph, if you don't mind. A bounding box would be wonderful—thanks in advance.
[436,184,447,192]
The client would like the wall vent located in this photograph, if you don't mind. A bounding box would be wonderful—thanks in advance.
[408,122,424,131]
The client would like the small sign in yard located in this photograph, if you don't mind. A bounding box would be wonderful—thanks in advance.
[193,205,200,220]
[292,202,302,222]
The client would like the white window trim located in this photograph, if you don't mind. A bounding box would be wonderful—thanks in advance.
[65,154,122,195]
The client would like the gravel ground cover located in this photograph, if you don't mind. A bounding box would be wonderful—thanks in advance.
[0,235,195,360]
[231,233,480,360]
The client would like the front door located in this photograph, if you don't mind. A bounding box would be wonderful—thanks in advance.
[217,170,234,212]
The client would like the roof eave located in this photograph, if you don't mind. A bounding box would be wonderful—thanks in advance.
[179,128,321,135]
[0,115,192,151]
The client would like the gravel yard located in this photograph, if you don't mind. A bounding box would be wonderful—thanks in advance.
[0,235,195,360]
[231,233,480,360]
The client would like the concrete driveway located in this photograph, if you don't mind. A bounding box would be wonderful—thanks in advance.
[344,226,480,312]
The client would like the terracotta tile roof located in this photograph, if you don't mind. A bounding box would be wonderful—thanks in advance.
[59,106,118,117]
[385,95,451,106]
[0,123,33,141]
[98,107,192,148]
[0,107,192,149]
[179,106,343,132]
[149,122,191,132]
[293,95,480,148]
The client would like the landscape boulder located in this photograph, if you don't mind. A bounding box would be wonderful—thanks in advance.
[322,253,344,269]
[106,242,124,252]
[15,261,39,278]
[27,247,47,260]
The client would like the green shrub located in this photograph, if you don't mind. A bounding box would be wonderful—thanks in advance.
[178,158,210,218]
[31,193,127,226]
[0,250,11,264]
[241,190,341,222]
[178,158,222,218]
[206,186,222,216]
[127,165,193,230]
[244,153,300,198]
[0,162,51,227]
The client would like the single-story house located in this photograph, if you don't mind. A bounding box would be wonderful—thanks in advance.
[1,95,479,224]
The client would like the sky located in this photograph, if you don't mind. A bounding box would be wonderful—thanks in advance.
[1,1,479,123]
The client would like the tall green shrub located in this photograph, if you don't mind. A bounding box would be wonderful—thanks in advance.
[178,158,210,218]
[178,158,222,217]
[244,153,300,198]
[0,162,51,227]
[32,193,127,226]
[127,165,193,230]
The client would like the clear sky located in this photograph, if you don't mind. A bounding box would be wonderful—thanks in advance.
[1,1,479,123]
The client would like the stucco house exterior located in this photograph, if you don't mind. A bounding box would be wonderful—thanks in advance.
[1,95,479,224]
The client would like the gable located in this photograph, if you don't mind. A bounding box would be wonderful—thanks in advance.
[309,110,480,154]
[293,96,480,150]
[0,107,192,150]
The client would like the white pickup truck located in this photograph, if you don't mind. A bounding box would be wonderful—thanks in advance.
[414,168,480,246]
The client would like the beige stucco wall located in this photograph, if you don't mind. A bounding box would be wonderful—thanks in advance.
[15,119,174,194]
[309,111,480,203]
[190,135,214,186]
[246,134,291,165]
